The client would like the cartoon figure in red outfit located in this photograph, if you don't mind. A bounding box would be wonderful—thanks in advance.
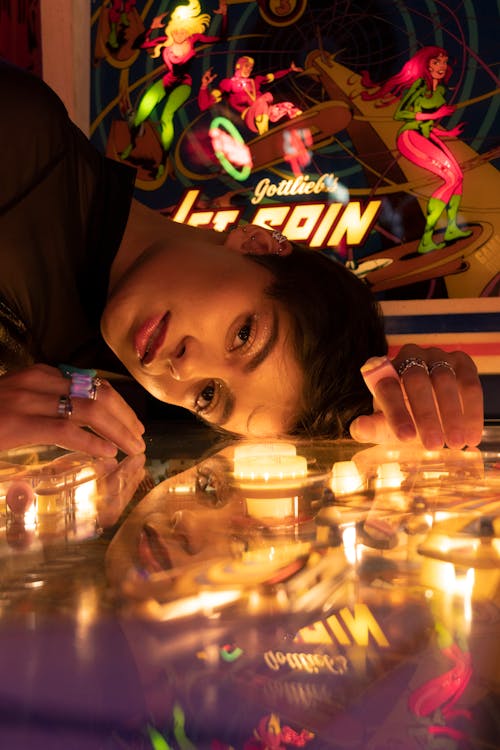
[199,56,303,134]
[121,0,227,176]
[361,46,471,254]
[244,713,314,750]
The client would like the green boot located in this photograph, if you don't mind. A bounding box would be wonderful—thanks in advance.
[444,194,472,242]
[107,23,119,50]
[418,197,447,254]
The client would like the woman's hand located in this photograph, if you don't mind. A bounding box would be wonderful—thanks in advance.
[95,453,147,529]
[349,346,484,449]
[0,364,145,457]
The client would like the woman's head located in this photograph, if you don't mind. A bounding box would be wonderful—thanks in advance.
[361,46,451,103]
[101,235,303,436]
[101,232,386,439]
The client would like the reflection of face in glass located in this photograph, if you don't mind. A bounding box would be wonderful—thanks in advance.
[428,54,448,81]
[101,239,302,436]
[105,457,247,593]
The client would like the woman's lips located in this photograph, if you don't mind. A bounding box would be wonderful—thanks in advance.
[134,313,169,365]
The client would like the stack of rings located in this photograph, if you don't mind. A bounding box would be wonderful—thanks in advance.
[396,357,456,378]
[57,364,103,419]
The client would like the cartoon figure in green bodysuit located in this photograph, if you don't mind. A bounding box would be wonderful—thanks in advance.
[362,46,471,254]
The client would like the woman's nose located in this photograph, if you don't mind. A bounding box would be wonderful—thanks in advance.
[170,336,227,381]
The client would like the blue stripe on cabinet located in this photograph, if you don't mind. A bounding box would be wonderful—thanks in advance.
[383,313,500,335]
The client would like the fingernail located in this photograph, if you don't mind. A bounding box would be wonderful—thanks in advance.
[425,432,444,450]
[397,424,416,441]
[135,436,146,451]
[447,430,465,447]
[102,442,118,457]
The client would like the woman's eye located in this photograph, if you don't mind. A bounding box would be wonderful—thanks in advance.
[194,381,219,414]
[231,318,255,350]
[238,324,251,342]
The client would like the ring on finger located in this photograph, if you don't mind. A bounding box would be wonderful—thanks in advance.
[397,357,429,378]
[57,395,73,419]
[58,364,101,401]
[429,360,455,377]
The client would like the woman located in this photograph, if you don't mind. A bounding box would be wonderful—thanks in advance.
[361,46,471,254]
[0,62,483,457]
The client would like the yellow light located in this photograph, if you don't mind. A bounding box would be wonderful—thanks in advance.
[234,454,307,485]
[375,462,404,488]
[74,469,97,518]
[331,461,364,495]
[342,524,357,565]
[245,495,299,520]
[234,441,297,460]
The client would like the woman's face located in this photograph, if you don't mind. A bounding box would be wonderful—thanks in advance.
[428,53,448,81]
[105,458,243,592]
[101,239,302,435]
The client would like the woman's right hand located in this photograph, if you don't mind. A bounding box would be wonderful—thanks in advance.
[0,364,145,457]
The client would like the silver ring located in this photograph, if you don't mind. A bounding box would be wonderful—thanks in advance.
[429,360,455,377]
[397,357,429,378]
[57,395,73,419]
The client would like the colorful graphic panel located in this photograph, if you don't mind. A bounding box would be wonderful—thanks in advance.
[90,0,500,303]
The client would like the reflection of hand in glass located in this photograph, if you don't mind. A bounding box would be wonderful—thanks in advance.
[96,453,147,529]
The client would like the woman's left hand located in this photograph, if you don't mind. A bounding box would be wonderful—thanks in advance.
[349,345,484,449]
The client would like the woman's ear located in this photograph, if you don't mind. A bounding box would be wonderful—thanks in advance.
[224,224,292,256]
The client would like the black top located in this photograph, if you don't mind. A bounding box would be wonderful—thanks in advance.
[0,61,136,374]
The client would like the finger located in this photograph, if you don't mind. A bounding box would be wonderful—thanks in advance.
[96,454,146,528]
[68,394,145,456]
[453,352,484,446]
[360,356,417,442]
[350,412,400,444]
[396,358,446,449]
[0,386,145,456]
[427,359,465,448]
[0,414,119,457]
[84,378,145,439]
[1,365,145,440]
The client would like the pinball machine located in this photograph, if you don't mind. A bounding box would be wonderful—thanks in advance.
[0,426,498,749]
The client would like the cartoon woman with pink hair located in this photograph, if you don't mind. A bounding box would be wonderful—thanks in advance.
[362,46,471,254]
